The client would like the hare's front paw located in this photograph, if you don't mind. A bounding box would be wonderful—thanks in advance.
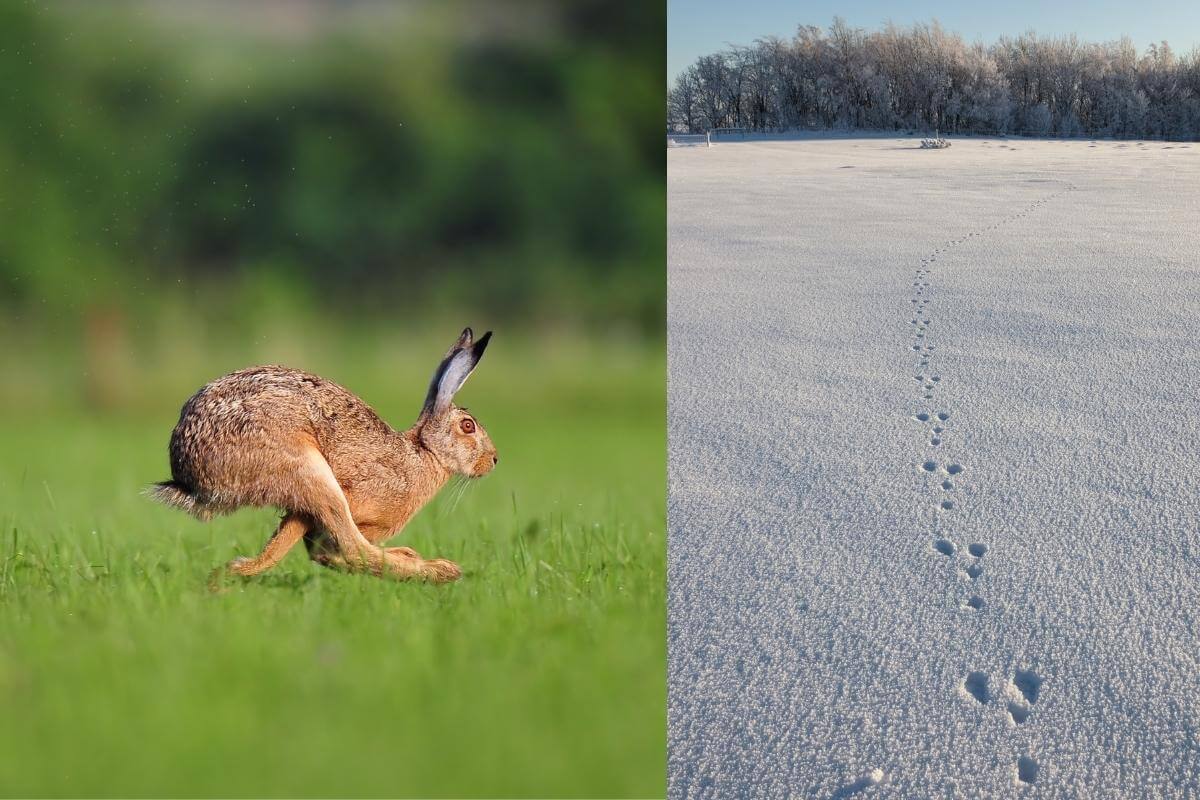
[386,546,420,559]
[423,558,462,583]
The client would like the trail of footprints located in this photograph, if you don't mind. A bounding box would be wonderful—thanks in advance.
[903,191,1071,788]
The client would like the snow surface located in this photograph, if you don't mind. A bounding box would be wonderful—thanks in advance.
[668,137,1200,798]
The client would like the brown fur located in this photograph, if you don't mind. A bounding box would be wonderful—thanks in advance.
[150,329,497,582]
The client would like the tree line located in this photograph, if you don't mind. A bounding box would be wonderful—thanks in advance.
[668,19,1200,140]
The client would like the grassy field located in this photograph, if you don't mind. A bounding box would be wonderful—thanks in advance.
[0,331,664,797]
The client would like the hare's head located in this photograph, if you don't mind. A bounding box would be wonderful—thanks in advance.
[416,328,498,477]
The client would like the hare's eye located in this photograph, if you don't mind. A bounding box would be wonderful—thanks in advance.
[460,418,476,434]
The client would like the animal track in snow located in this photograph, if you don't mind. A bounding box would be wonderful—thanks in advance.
[962,563,983,580]
[832,769,885,798]
[965,596,985,611]
[1016,757,1039,786]
[1004,669,1041,725]
[1014,670,1042,704]
[956,665,1046,729]
[967,543,987,558]
[933,538,955,556]
[962,672,989,703]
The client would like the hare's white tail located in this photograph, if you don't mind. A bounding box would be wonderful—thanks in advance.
[146,480,211,520]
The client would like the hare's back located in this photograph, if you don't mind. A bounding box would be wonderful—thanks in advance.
[168,366,387,492]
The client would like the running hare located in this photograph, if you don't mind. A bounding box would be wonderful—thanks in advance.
[150,328,496,582]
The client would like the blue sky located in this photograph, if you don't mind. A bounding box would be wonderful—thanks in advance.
[668,0,1200,83]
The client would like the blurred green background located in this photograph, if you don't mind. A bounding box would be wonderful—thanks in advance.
[0,1,664,797]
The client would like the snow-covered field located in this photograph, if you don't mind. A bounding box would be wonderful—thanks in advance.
[668,137,1200,798]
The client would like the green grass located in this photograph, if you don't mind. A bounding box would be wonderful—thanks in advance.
[0,335,665,798]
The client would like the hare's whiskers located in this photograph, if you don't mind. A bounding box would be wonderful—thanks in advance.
[448,475,473,515]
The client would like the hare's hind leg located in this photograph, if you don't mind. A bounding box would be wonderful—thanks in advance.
[292,448,391,575]
[353,512,462,582]
[224,512,312,577]
[379,545,461,582]
[307,547,461,583]
[378,543,461,582]
[354,523,420,559]
[303,513,460,583]
[294,447,456,580]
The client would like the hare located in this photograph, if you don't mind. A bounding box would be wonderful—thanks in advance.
[149,328,497,582]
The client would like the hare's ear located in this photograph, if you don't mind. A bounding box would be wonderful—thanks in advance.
[419,328,492,420]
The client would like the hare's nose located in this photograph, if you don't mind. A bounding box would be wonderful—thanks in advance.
[492,455,499,466]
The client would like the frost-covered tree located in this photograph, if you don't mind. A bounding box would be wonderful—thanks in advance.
[667,19,1200,140]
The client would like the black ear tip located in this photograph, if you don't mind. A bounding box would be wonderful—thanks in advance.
[474,330,493,355]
